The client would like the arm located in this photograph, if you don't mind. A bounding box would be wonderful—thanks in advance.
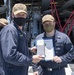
[52,35,74,69]
[1,29,32,66]
[60,35,74,63]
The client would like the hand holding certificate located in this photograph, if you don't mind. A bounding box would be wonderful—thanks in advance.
[36,39,55,61]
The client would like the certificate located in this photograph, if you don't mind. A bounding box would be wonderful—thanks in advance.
[36,39,45,57]
[44,39,54,60]
[36,39,54,60]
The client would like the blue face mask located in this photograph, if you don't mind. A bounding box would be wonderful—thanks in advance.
[14,17,26,26]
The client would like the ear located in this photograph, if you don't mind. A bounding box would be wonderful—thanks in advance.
[12,13,14,18]
[54,20,56,23]
[53,21,56,27]
[25,12,28,18]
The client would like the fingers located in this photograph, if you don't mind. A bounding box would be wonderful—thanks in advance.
[53,56,62,63]
[32,55,43,63]
[31,46,37,50]
[30,46,37,53]
[33,71,39,75]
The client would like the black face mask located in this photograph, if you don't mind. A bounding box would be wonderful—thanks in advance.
[14,17,26,26]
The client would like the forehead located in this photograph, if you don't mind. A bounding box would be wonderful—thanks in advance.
[43,20,54,24]
[14,12,26,16]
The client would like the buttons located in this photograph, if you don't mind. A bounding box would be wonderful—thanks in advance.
[47,68,52,71]
[56,47,60,50]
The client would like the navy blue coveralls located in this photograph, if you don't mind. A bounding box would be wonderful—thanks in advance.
[33,30,74,75]
[0,22,32,75]
[0,41,5,75]
[0,30,5,75]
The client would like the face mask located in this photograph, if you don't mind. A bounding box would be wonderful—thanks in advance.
[14,17,26,26]
[43,25,55,32]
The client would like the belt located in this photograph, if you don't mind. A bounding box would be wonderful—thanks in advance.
[47,67,63,71]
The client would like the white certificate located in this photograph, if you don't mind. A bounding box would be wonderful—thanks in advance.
[36,39,54,60]
[36,39,45,57]
[44,39,54,60]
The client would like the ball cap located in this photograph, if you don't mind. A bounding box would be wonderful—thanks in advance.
[0,18,8,26]
[12,3,27,15]
[42,14,55,23]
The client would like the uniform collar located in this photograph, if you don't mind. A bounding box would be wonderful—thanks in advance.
[43,30,56,38]
[13,21,23,34]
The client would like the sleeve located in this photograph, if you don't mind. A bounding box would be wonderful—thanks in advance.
[51,35,74,69]
[1,29,32,66]
[60,35,74,63]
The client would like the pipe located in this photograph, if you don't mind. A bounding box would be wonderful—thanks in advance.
[32,12,41,38]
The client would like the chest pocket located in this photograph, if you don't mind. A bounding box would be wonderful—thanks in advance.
[55,42,64,56]
[17,34,24,52]
[19,34,24,42]
[17,33,27,54]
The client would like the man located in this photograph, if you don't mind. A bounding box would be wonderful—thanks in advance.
[33,14,74,75]
[0,3,43,75]
[0,18,8,75]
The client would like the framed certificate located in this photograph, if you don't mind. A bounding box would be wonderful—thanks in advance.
[36,39,54,61]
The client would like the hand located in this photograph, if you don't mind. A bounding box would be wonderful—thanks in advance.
[32,55,43,63]
[30,46,37,53]
[33,71,39,75]
[52,56,62,63]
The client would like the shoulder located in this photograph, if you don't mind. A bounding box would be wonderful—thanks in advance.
[0,22,18,39]
[56,30,68,38]
[56,30,71,42]
[36,33,44,39]
[1,22,17,34]
[4,22,16,31]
